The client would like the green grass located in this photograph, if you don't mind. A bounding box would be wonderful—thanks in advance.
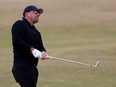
[0,0,116,87]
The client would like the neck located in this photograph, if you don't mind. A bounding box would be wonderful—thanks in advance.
[24,17,34,26]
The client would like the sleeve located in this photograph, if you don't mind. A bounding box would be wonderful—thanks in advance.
[35,29,46,52]
[38,34,46,52]
[11,21,31,51]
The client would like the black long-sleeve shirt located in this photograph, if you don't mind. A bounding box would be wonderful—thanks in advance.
[11,18,46,66]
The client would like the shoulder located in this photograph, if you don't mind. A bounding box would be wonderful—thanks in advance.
[12,19,26,33]
[12,20,24,27]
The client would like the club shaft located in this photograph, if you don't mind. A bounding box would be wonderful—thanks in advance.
[48,56,92,67]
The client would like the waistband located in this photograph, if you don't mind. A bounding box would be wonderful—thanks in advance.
[13,62,37,67]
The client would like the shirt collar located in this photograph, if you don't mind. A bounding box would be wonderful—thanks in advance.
[23,18,35,28]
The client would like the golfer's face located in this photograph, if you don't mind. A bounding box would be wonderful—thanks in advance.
[29,11,40,24]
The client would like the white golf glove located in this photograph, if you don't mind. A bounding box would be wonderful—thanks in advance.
[32,49,42,58]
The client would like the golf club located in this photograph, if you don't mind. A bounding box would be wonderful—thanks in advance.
[47,56,101,68]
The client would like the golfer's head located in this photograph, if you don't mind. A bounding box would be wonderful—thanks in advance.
[23,5,44,24]
[23,5,43,17]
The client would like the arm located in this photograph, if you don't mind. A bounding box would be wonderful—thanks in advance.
[34,29,46,52]
[11,21,31,51]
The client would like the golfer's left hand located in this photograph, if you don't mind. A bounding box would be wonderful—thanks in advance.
[41,51,48,60]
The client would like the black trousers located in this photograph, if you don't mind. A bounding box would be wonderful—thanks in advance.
[12,63,38,87]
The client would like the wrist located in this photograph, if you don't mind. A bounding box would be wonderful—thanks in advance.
[30,47,35,53]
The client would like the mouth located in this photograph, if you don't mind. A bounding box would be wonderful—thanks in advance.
[35,16,39,21]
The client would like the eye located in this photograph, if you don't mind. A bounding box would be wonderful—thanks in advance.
[33,11,39,14]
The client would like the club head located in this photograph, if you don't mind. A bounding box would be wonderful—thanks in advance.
[91,61,101,68]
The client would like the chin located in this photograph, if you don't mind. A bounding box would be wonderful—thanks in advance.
[34,20,39,24]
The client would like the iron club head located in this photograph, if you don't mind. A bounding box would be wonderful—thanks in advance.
[91,61,101,68]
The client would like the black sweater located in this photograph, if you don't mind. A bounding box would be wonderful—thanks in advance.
[11,18,46,66]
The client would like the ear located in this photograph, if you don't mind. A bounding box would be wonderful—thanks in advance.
[25,12,28,16]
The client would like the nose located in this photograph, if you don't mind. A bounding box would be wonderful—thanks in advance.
[36,13,40,17]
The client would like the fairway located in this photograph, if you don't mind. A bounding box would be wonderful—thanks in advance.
[0,0,116,87]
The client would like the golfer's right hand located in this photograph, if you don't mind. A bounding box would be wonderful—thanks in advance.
[41,51,49,60]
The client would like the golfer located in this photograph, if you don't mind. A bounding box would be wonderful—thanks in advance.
[11,5,48,87]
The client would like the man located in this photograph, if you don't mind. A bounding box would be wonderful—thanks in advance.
[11,5,48,87]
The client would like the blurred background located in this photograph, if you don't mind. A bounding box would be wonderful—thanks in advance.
[0,0,116,87]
